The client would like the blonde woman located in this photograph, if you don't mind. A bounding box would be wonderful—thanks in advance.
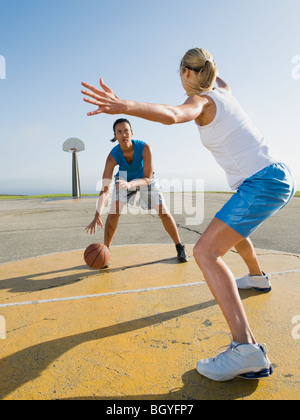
[81,48,296,382]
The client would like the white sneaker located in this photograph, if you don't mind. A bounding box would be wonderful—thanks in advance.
[196,336,273,382]
[236,272,271,293]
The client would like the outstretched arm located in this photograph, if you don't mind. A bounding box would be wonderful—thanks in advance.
[215,76,231,93]
[81,78,206,125]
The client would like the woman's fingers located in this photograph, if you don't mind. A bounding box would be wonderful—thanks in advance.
[87,108,104,116]
[81,81,101,95]
[99,78,114,93]
[82,78,122,116]
[81,79,115,99]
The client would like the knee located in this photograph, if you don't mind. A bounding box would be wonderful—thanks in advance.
[193,241,204,261]
[193,240,217,268]
[157,206,171,220]
[159,212,171,222]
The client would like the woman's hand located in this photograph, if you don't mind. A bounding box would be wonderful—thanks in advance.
[115,179,131,191]
[85,213,104,234]
[81,78,126,116]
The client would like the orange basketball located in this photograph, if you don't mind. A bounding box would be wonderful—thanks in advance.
[84,243,110,269]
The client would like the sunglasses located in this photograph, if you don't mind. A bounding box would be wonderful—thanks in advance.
[184,65,201,72]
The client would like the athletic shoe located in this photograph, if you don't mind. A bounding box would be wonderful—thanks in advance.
[176,243,189,263]
[236,272,272,293]
[196,337,273,382]
[102,262,111,269]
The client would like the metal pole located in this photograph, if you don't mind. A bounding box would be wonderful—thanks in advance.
[72,152,81,198]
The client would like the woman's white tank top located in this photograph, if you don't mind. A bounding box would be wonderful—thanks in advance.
[196,88,276,190]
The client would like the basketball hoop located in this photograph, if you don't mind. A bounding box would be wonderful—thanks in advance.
[63,138,85,153]
[63,138,85,198]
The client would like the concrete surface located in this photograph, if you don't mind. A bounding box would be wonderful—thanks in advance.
[0,193,299,265]
[0,245,299,400]
[0,194,299,400]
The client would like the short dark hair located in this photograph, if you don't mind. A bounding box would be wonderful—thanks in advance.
[110,118,132,142]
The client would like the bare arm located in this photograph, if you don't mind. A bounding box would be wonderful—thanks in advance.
[130,143,153,187]
[81,79,206,125]
[85,153,116,234]
[215,76,231,93]
[96,153,116,213]
[124,95,205,125]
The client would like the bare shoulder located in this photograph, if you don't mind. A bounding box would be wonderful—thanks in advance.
[104,153,117,175]
[194,94,217,126]
[185,94,208,105]
[143,142,152,155]
[107,152,117,165]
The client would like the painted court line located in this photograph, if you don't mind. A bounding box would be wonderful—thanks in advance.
[270,269,300,276]
[0,281,206,309]
[0,269,299,309]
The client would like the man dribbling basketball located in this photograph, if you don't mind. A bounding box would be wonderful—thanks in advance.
[85,118,189,265]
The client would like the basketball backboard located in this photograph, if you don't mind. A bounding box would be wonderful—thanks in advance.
[63,138,85,198]
[63,138,85,153]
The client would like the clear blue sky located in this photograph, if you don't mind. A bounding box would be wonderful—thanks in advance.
[0,0,299,194]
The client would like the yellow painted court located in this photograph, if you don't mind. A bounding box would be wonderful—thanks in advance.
[0,244,299,400]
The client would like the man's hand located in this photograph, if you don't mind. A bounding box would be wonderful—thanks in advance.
[85,213,104,234]
[115,179,131,191]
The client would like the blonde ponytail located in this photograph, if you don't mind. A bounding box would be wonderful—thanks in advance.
[180,48,218,94]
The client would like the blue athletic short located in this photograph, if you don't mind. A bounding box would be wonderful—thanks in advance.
[215,162,296,238]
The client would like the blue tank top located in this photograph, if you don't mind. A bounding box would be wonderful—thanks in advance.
[110,140,145,182]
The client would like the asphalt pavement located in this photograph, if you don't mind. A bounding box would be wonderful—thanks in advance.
[0,193,299,265]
